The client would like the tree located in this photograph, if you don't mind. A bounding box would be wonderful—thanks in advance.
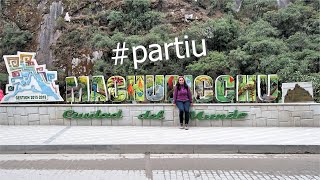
[236,0,277,21]
[233,19,288,74]
[0,23,32,58]
[263,2,315,37]
[107,0,164,35]
[237,19,279,45]
[187,51,228,78]
[108,11,124,30]
[184,15,240,52]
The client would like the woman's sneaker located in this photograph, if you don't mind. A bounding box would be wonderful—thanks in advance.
[185,125,189,130]
[179,124,184,129]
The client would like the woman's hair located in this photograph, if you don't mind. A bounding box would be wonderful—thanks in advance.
[176,76,188,91]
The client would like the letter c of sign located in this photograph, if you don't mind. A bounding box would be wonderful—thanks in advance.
[63,110,74,118]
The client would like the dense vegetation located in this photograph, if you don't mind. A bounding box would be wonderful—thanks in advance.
[0,0,319,101]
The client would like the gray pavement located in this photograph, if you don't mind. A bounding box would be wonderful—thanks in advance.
[0,126,319,154]
[0,154,319,180]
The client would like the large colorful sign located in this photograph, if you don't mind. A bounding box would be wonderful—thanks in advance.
[66,74,279,103]
[1,52,63,103]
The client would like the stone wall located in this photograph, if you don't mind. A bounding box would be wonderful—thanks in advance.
[0,104,319,127]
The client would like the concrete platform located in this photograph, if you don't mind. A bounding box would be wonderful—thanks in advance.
[0,126,319,154]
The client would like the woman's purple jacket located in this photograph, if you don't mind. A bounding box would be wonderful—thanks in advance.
[173,86,192,103]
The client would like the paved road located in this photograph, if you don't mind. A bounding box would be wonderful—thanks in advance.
[0,154,319,180]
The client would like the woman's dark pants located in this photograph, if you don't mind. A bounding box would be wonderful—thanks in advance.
[176,100,190,125]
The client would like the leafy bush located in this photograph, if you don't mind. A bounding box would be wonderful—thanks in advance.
[107,0,164,34]
[0,23,32,57]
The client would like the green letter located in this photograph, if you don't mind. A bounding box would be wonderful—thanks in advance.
[215,75,235,103]
[63,110,74,118]
[194,75,214,103]
[236,75,256,102]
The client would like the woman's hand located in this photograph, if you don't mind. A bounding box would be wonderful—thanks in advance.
[190,103,193,106]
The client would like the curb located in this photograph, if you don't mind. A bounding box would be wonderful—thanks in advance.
[0,144,319,154]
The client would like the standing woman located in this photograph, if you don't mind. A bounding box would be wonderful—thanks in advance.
[173,76,193,130]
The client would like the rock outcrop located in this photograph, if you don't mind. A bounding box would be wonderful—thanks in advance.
[37,1,64,66]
